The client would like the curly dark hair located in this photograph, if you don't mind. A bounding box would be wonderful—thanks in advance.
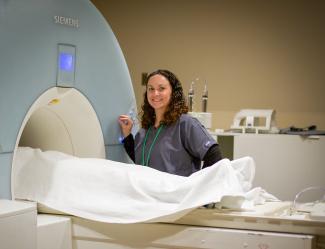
[140,69,188,129]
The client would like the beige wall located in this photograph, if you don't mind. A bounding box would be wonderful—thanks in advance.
[92,0,325,130]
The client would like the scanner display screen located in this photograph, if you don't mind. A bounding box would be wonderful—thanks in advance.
[59,53,74,72]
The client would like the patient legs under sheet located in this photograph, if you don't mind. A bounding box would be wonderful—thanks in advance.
[14,147,256,223]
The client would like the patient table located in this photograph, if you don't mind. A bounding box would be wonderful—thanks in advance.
[36,201,325,249]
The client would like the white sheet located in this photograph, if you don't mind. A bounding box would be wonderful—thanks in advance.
[13,147,274,223]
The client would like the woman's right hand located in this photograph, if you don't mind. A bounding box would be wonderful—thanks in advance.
[118,115,133,138]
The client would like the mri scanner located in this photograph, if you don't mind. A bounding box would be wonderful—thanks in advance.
[0,0,137,200]
[1,0,325,248]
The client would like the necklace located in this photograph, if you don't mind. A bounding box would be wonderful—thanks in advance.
[141,125,164,166]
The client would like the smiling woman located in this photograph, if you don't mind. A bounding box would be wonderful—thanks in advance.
[118,69,223,176]
[146,74,172,126]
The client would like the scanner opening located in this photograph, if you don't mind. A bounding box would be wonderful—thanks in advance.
[12,87,106,198]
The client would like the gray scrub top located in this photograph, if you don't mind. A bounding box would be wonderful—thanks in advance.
[134,114,217,176]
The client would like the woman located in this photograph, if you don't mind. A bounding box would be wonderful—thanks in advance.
[118,69,222,176]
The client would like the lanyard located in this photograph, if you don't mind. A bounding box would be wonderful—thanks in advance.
[141,125,164,166]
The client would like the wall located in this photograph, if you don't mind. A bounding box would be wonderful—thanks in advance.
[92,0,325,130]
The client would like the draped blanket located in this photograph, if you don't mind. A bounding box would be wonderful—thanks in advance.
[14,147,272,224]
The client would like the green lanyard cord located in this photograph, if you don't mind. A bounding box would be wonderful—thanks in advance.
[141,125,164,166]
